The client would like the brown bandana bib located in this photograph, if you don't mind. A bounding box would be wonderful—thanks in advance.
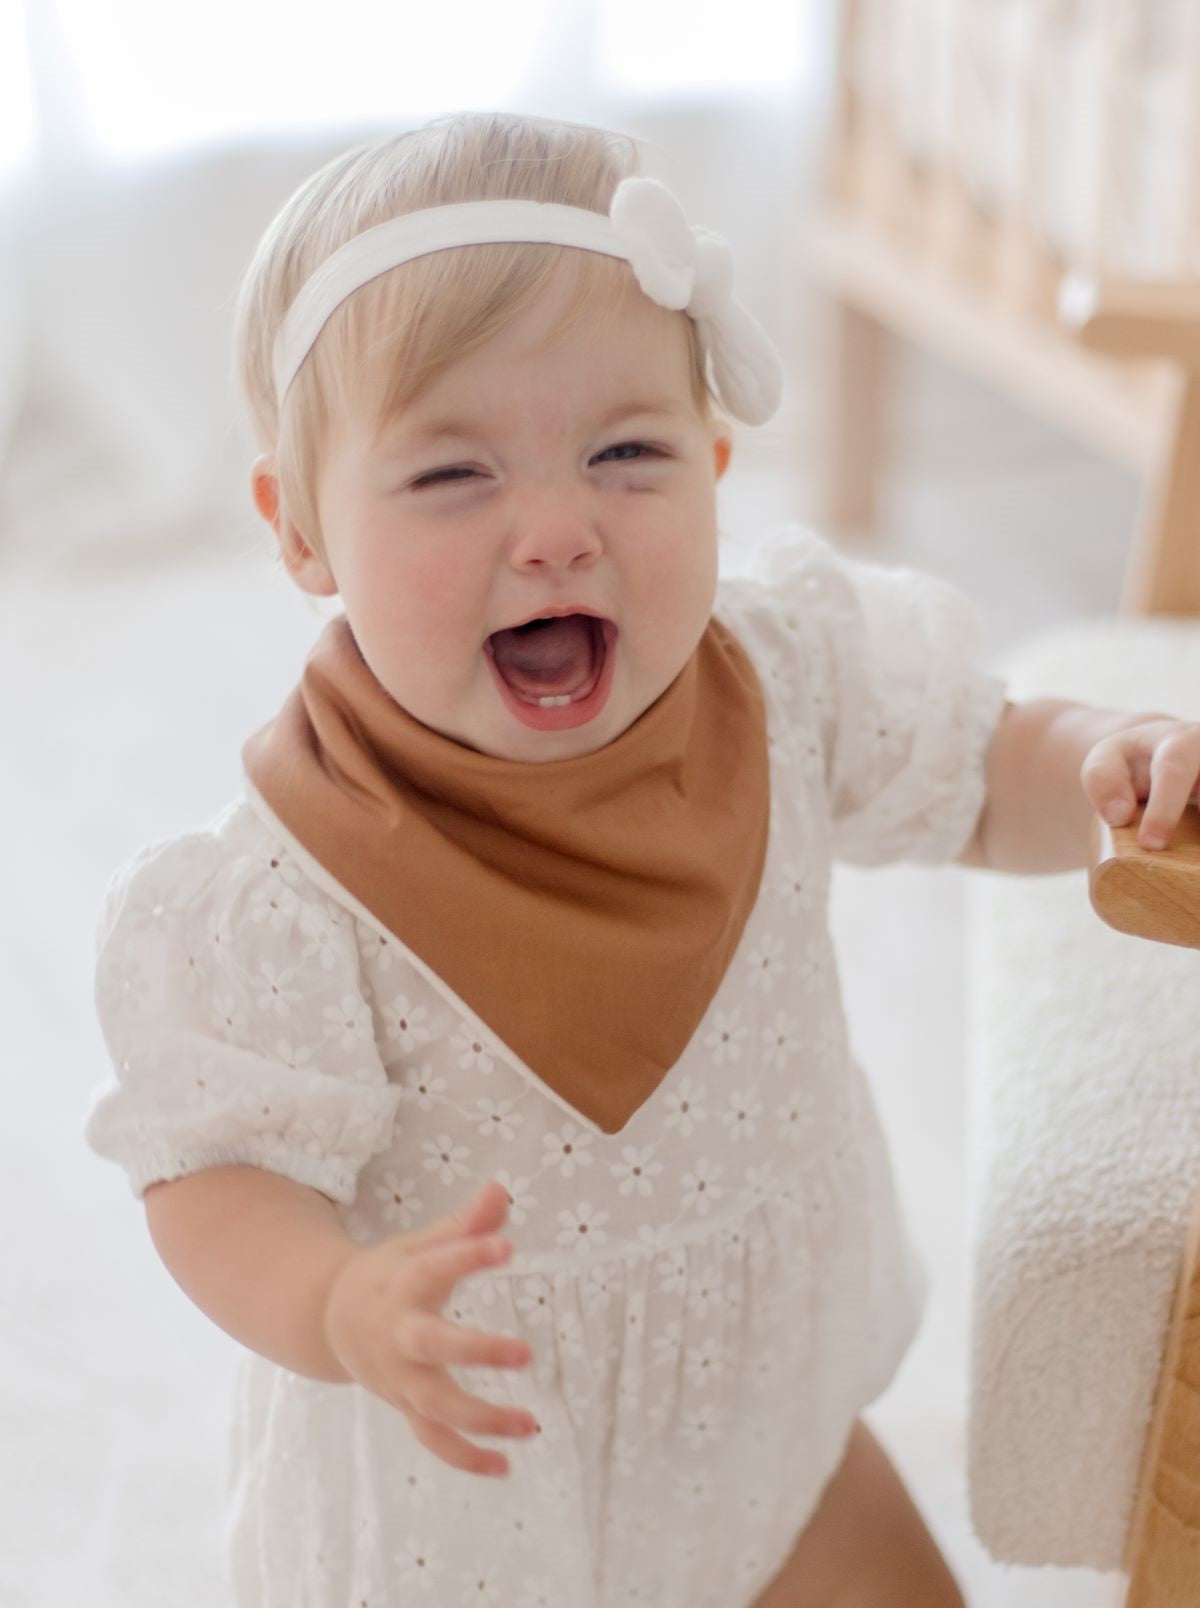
[242,614,770,1136]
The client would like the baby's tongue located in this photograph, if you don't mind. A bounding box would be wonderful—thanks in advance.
[489,615,596,698]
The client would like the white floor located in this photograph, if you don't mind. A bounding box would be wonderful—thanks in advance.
[0,340,1139,1606]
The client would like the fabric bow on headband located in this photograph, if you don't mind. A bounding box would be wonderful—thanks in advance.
[272,175,784,427]
[606,179,781,426]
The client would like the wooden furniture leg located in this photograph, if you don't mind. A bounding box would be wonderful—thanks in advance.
[1091,807,1200,1603]
[1126,373,1200,616]
[812,294,892,535]
[1059,279,1200,616]
[1123,1181,1200,1607]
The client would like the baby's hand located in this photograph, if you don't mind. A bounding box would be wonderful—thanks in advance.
[1083,715,1200,850]
[323,1178,537,1478]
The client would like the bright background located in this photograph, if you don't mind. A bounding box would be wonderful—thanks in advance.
[0,0,822,572]
[0,2,1134,1604]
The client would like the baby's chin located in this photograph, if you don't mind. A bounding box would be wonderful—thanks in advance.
[390,693,610,763]
[472,679,649,763]
[467,708,631,765]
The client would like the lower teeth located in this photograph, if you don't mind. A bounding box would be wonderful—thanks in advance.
[536,694,573,707]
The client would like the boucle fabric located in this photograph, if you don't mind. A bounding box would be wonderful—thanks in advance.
[965,616,1200,1568]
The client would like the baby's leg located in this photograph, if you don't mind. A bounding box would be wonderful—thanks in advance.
[747,1419,966,1608]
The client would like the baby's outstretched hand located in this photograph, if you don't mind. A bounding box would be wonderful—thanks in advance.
[322,1178,537,1478]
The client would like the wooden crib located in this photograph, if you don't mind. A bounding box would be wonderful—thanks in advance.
[800,2,1200,1600]
[801,0,1200,615]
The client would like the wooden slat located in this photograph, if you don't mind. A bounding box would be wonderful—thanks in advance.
[996,0,1062,315]
[1059,277,1200,368]
[1179,2,1200,273]
[853,3,925,229]
[799,205,1172,474]
[926,0,986,277]
[826,0,865,204]
[1084,0,1142,277]
[1124,375,1200,616]
[810,297,891,532]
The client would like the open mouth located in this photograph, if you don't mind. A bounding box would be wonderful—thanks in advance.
[484,613,617,731]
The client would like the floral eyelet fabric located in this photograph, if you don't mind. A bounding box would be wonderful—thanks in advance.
[87,526,1007,1607]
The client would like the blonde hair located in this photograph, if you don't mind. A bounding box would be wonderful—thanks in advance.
[233,111,717,567]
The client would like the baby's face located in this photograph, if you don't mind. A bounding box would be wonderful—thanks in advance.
[280,266,730,762]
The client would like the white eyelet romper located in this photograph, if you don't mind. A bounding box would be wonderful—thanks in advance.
[87,525,1007,1608]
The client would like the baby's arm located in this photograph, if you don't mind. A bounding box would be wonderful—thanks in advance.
[144,1167,538,1477]
[144,1164,360,1381]
[957,697,1200,871]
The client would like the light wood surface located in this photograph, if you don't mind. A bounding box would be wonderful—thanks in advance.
[1090,805,1200,949]
[1122,1180,1200,1607]
[1126,375,1200,616]
[800,208,1172,476]
[1060,279,1200,369]
[1089,803,1200,1604]
[1058,278,1200,615]
[806,0,1200,619]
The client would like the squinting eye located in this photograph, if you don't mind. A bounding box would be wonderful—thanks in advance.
[411,444,663,487]
[413,466,476,489]
[596,441,657,465]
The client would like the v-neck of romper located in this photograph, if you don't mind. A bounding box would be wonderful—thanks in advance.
[243,781,719,1142]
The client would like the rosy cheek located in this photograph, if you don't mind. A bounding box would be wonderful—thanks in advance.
[400,551,487,658]
[415,550,469,607]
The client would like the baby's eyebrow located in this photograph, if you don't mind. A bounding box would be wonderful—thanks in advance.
[596,398,691,429]
[394,398,689,447]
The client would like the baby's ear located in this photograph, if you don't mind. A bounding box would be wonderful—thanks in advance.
[251,456,339,598]
[712,428,733,482]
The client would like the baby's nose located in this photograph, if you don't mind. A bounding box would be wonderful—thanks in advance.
[509,498,603,570]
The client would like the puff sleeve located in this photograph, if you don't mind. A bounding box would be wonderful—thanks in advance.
[86,827,403,1205]
[720,526,1009,866]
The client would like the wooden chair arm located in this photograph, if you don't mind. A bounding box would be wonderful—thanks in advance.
[1090,802,1200,948]
[1060,275,1200,369]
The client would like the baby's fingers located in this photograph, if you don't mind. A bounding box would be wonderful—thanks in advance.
[399,1401,514,1479]
[1139,733,1200,848]
[1083,721,1200,846]
[400,1308,532,1372]
[405,1361,538,1443]
[406,1231,514,1307]
[1083,734,1145,825]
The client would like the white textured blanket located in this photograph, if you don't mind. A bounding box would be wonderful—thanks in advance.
[965,616,1200,1569]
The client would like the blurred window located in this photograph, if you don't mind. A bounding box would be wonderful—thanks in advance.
[596,0,801,94]
[0,1,34,173]
[13,0,811,167]
[44,0,555,159]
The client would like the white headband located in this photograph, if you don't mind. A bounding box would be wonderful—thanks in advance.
[271,176,783,426]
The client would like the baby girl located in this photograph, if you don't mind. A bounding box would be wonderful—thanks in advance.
[87,110,1200,1607]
